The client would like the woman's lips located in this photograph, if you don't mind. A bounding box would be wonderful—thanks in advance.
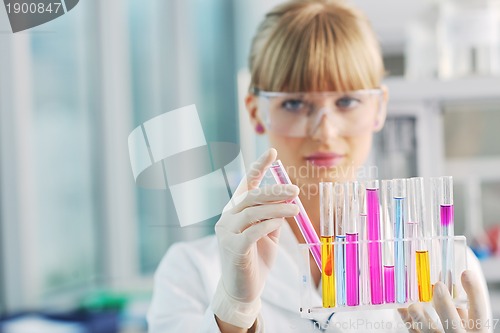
[305,152,345,167]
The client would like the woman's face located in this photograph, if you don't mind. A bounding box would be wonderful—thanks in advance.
[246,87,388,192]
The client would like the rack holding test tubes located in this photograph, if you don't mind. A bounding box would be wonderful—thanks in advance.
[298,176,469,316]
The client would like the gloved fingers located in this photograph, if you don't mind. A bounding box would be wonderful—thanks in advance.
[398,308,421,333]
[227,203,299,234]
[461,270,487,330]
[232,148,277,198]
[267,224,281,243]
[432,282,466,333]
[239,217,286,245]
[230,184,299,213]
[408,303,442,333]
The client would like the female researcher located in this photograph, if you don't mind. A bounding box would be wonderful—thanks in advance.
[148,0,492,332]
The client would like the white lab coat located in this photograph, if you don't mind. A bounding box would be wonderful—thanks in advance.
[147,223,492,333]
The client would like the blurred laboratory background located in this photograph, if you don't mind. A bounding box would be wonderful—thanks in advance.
[1,0,500,332]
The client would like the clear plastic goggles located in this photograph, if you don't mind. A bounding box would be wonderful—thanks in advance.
[254,88,383,138]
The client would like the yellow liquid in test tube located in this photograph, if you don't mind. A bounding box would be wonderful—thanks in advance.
[321,236,335,307]
[416,250,432,302]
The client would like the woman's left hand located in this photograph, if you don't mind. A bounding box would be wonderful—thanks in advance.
[398,270,489,333]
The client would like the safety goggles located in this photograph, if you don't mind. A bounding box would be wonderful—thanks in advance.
[253,88,383,138]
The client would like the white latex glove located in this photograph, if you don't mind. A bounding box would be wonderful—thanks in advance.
[398,270,489,333]
[211,148,300,329]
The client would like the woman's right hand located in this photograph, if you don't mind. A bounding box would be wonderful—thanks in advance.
[211,148,299,330]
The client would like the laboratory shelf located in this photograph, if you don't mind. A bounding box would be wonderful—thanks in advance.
[384,76,500,102]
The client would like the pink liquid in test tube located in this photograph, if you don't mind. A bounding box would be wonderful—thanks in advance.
[346,233,359,305]
[440,205,454,227]
[367,186,384,304]
[440,204,454,292]
[384,265,395,303]
[270,160,321,271]
[438,176,454,294]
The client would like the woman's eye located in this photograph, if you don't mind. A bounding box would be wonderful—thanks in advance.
[281,99,306,112]
[336,97,360,109]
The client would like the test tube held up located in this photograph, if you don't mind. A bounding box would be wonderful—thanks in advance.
[366,180,384,305]
[270,160,321,271]
[345,182,360,306]
[320,182,335,308]
[334,182,346,306]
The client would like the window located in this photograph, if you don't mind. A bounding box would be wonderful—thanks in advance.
[0,0,242,312]
[127,0,238,274]
[0,1,104,309]
[29,3,101,302]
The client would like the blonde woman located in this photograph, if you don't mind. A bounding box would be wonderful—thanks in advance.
[148,1,491,332]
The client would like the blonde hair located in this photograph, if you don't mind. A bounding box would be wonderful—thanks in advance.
[249,0,384,92]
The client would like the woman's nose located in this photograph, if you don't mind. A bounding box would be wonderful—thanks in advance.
[310,108,342,141]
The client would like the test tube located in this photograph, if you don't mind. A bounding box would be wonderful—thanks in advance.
[406,178,418,302]
[393,179,407,304]
[409,177,432,302]
[358,183,371,305]
[366,180,384,305]
[345,182,359,306]
[270,160,321,271]
[429,177,442,286]
[320,182,335,308]
[381,180,395,303]
[440,176,454,294]
[430,178,442,239]
[334,182,346,306]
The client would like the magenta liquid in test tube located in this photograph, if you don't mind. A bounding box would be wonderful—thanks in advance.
[345,182,360,306]
[381,180,395,303]
[366,180,384,305]
[270,160,321,271]
[346,233,359,305]
[439,176,454,294]
[384,266,395,303]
